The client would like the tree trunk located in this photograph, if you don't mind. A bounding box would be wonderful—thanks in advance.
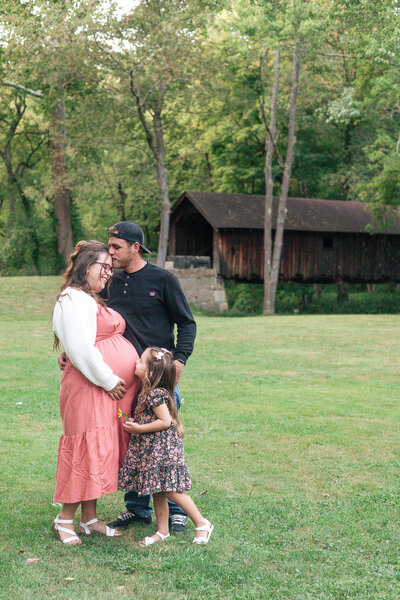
[4,148,17,228]
[51,100,74,268]
[117,179,127,221]
[153,112,170,268]
[269,47,301,310]
[337,283,349,302]
[2,154,18,271]
[130,73,171,266]
[1,102,26,269]
[263,49,280,315]
[313,283,321,298]
[205,152,214,191]
[1,99,42,273]
[342,120,354,199]
[2,154,40,274]
[18,186,40,275]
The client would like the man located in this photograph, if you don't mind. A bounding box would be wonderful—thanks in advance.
[103,221,196,532]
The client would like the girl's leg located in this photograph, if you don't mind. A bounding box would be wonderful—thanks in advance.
[140,492,169,544]
[165,492,210,541]
[53,502,81,545]
[80,499,122,536]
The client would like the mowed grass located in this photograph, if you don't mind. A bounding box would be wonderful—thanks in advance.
[1,276,400,600]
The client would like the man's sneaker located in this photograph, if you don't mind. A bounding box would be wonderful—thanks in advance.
[107,510,151,528]
[169,514,187,533]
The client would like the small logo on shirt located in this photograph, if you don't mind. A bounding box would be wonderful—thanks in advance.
[149,292,155,296]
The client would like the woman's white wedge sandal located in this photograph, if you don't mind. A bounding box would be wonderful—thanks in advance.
[79,517,121,537]
[139,531,170,547]
[192,520,214,545]
[51,515,82,545]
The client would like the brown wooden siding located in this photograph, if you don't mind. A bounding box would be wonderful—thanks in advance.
[218,229,264,280]
[280,232,400,282]
[173,200,213,259]
[216,229,400,282]
[169,195,400,282]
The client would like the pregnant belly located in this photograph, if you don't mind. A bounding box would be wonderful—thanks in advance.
[96,335,139,388]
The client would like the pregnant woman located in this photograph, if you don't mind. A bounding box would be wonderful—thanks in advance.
[52,240,140,545]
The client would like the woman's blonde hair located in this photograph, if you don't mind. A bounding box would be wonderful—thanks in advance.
[137,347,184,437]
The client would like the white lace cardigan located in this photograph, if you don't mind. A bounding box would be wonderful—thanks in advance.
[53,287,119,391]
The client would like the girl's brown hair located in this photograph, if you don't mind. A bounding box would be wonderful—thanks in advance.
[138,347,184,437]
[54,240,110,350]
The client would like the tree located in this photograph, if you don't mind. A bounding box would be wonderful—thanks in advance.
[0,86,46,272]
[1,0,400,279]
[0,0,107,267]
[103,0,217,266]
[263,42,301,314]
[226,0,309,314]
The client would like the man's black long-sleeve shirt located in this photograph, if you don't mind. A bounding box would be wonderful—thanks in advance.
[101,262,196,363]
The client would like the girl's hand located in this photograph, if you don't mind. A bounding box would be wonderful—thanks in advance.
[123,420,142,434]
[108,378,126,400]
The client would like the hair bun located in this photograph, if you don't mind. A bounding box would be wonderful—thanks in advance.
[70,240,88,260]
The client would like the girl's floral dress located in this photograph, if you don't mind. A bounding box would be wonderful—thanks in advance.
[118,388,192,495]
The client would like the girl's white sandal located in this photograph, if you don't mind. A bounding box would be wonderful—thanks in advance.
[79,517,121,537]
[139,531,170,547]
[192,520,214,545]
[51,514,82,545]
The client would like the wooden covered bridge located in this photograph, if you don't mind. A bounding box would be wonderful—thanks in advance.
[168,191,400,283]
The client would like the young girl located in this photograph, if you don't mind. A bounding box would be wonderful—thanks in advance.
[118,347,213,547]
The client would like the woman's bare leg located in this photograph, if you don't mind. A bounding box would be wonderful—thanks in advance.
[80,499,121,535]
[80,499,98,529]
[53,502,81,544]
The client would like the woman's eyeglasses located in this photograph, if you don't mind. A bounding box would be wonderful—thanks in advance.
[94,262,113,275]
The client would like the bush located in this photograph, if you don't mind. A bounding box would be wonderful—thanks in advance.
[224,281,263,314]
[224,281,400,315]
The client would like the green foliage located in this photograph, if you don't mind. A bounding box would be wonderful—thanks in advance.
[224,281,264,314]
[225,281,400,315]
[357,134,400,227]
[2,0,400,274]
[277,284,400,315]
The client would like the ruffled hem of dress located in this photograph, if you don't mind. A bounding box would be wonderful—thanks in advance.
[118,464,192,496]
[54,422,119,503]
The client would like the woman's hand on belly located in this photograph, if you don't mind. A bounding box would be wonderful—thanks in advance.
[107,378,126,400]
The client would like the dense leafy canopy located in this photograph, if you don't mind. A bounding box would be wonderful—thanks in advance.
[1,0,400,273]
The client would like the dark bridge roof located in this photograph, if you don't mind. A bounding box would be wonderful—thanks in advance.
[176,191,400,234]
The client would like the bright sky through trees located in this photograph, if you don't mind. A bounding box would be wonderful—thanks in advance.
[112,0,139,16]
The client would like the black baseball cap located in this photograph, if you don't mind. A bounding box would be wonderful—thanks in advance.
[108,222,152,254]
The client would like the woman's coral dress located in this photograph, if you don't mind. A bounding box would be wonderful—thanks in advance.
[54,306,140,503]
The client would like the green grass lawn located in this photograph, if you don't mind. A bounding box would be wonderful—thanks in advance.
[1,277,400,600]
